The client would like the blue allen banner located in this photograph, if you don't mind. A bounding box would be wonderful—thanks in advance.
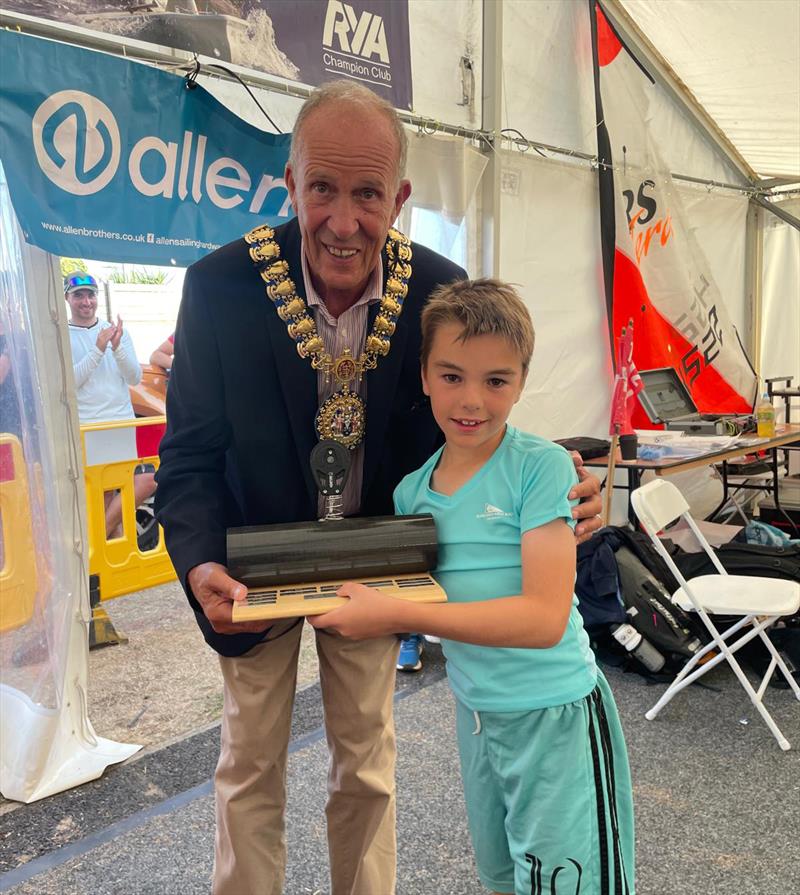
[0,30,293,266]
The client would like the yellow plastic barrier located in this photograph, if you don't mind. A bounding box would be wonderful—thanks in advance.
[0,433,37,632]
[81,416,175,601]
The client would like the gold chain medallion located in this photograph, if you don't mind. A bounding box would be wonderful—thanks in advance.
[245,226,413,449]
[316,391,366,448]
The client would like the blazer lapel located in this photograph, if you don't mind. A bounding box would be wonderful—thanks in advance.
[264,224,319,509]
[361,253,410,502]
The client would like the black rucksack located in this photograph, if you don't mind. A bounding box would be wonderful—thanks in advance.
[670,541,800,590]
[604,525,681,592]
[613,546,708,667]
[575,528,708,676]
[554,436,610,461]
[669,540,800,685]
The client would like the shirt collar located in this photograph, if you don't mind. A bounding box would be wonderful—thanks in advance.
[300,243,383,325]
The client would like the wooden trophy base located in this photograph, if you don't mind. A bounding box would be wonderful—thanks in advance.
[232,572,446,621]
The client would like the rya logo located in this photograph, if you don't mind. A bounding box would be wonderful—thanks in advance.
[323,0,390,63]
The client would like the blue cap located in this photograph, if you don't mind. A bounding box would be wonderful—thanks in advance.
[64,273,98,294]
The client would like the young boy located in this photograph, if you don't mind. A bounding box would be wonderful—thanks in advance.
[310,278,635,895]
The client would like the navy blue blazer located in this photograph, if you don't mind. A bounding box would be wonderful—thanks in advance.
[155,218,466,656]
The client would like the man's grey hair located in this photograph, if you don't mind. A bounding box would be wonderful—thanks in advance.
[289,80,408,183]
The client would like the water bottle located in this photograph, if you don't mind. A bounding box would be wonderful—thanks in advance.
[611,623,666,673]
[756,392,776,438]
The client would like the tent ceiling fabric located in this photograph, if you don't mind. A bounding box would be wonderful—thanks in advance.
[620,0,800,180]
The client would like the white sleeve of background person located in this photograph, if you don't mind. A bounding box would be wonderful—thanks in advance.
[112,329,142,386]
[68,323,136,422]
[71,341,103,389]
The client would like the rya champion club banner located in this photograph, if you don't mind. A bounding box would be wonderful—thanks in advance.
[0,30,292,266]
[589,2,757,421]
[1,1,413,111]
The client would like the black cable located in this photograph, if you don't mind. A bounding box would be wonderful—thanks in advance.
[500,128,547,158]
[184,57,281,134]
[184,56,201,90]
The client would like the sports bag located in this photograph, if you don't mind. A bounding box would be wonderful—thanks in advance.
[671,541,800,587]
[614,546,707,665]
[554,436,610,461]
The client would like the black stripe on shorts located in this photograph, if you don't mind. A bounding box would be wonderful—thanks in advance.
[586,685,629,895]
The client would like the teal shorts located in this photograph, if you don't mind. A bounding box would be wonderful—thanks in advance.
[454,671,635,895]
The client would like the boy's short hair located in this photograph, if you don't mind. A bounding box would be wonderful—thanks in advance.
[421,278,535,373]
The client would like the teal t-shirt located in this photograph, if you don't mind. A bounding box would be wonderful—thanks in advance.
[394,425,597,712]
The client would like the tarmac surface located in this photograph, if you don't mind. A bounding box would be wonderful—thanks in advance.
[2,583,799,895]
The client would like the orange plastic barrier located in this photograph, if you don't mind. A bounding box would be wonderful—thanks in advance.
[81,416,175,600]
[0,433,37,632]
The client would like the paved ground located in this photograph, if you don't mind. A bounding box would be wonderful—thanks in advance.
[1,584,799,895]
[84,580,321,749]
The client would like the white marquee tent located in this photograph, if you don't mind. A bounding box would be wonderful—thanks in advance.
[0,0,797,801]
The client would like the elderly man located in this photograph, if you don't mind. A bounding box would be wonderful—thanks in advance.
[155,81,602,895]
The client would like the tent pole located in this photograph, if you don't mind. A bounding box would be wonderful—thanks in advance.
[757,177,800,190]
[3,7,786,207]
[752,197,800,233]
[745,203,764,376]
[479,0,503,278]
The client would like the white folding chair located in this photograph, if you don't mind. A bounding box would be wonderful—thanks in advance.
[630,478,800,750]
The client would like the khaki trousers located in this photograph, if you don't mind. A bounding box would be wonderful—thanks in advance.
[214,619,400,895]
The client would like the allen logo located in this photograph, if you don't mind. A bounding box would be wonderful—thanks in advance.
[32,90,121,196]
[323,0,390,63]
[29,90,290,215]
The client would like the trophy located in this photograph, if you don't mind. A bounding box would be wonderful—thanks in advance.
[230,441,446,621]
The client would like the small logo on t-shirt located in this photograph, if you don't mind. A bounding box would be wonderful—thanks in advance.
[477,503,512,519]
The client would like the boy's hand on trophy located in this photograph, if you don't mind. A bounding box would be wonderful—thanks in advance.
[308,581,401,639]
